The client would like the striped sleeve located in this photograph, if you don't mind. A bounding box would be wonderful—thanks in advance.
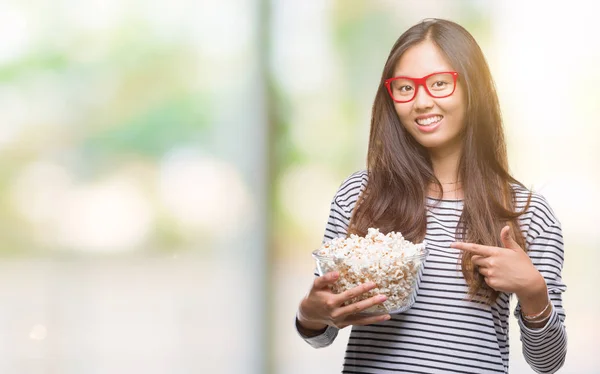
[515,194,567,374]
[297,170,368,349]
[322,170,367,242]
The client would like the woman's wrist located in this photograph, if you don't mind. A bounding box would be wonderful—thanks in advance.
[516,272,552,328]
[297,305,328,332]
[297,317,327,332]
[520,299,553,328]
[516,271,547,314]
[296,317,328,336]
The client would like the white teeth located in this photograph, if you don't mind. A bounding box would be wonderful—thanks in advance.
[416,115,442,126]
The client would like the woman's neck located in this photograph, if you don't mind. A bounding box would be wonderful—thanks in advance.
[430,146,461,183]
[428,147,463,199]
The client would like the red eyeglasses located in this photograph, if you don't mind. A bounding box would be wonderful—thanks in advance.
[384,71,458,103]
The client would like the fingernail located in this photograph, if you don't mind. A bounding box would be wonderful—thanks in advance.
[378,295,387,301]
[383,315,391,321]
[330,272,339,279]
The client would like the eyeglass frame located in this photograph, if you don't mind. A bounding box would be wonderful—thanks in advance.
[384,71,459,103]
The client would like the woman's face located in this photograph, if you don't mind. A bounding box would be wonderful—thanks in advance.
[391,40,466,157]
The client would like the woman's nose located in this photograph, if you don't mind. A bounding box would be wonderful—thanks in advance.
[413,85,434,110]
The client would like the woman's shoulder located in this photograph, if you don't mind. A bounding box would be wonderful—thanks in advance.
[511,184,560,226]
[332,170,369,209]
[337,170,368,190]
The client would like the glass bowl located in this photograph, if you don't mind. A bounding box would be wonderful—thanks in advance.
[312,244,428,315]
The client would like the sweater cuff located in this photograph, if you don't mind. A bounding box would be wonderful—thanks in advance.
[516,303,559,336]
[295,314,339,348]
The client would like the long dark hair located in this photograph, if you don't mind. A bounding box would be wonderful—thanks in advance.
[348,19,531,304]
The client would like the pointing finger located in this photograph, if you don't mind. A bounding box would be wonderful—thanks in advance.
[450,242,496,257]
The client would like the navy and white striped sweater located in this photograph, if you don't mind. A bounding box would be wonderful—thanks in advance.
[298,170,567,374]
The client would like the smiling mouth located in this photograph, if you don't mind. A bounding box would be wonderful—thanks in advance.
[416,115,443,126]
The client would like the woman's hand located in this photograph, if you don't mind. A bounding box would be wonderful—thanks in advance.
[297,271,391,332]
[450,225,547,309]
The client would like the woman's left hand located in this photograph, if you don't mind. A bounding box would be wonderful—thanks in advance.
[450,225,545,298]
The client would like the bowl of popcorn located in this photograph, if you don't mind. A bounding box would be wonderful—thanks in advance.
[312,228,428,315]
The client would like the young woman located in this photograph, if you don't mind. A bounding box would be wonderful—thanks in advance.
[295,19,567,374]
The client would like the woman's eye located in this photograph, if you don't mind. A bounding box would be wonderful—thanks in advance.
[433,81,448,88]
[398,85,413,92]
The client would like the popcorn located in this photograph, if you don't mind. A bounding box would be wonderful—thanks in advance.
[313,228,427,315]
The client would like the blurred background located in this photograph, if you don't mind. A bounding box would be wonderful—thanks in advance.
[0,0,598,373]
